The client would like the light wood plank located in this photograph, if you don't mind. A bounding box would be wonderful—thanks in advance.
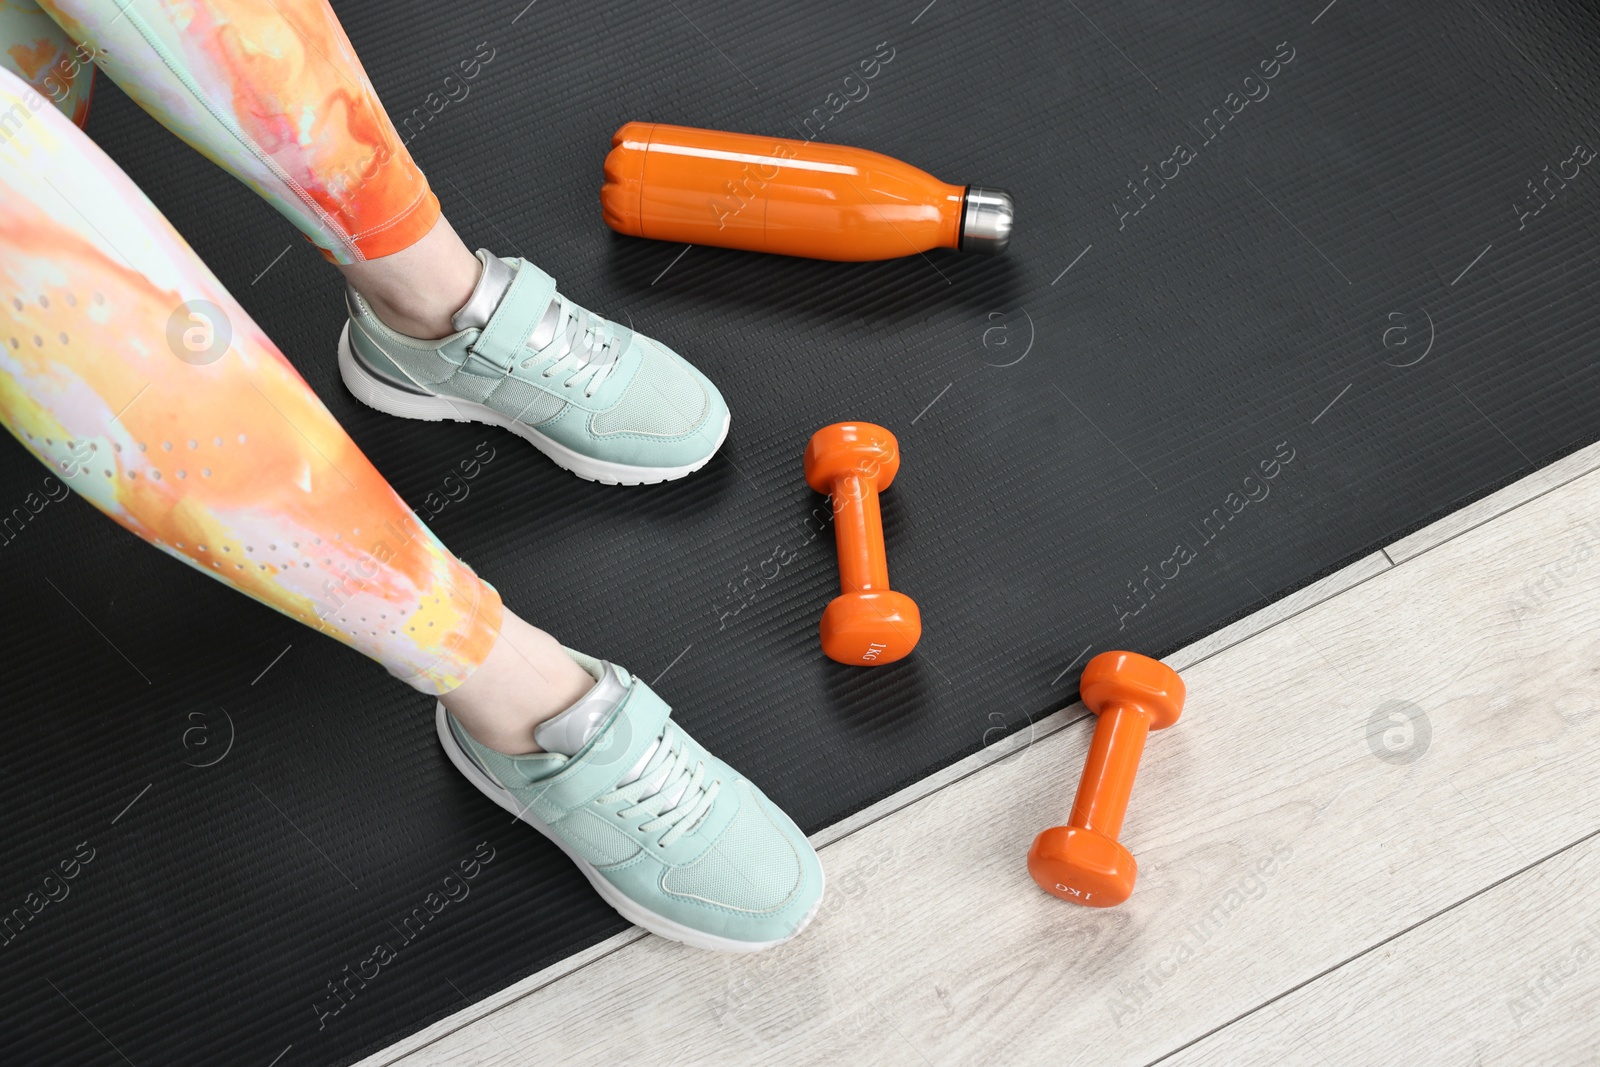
[379,467,1600,1067]
[1167,830,1600,1066]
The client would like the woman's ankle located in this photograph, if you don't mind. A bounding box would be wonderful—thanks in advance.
[440,611,595,754]
[337,215,482,339]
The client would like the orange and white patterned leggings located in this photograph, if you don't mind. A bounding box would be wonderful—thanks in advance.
[0,1,503,695]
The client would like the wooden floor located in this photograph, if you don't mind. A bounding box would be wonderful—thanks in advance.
[363,441,1600,1067]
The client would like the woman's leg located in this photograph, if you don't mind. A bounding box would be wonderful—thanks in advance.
[38,0,436,264]
[34,0,477,335]
[0,20,818,949]
[0,66,589,747]
[31,0,731,486]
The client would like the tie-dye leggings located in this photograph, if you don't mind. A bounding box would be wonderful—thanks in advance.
[0,1,503,695]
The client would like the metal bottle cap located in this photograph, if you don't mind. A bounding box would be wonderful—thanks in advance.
[960,186,1014,254]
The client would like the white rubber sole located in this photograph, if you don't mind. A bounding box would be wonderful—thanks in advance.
[338,323,730,486]
[434,703,823,954]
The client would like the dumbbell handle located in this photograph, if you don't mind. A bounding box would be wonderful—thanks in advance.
[828,473,890,594]
[1068,702,1152,841]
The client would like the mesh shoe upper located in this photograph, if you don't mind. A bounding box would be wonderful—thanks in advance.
[590,337,709,438]
[661,779,805,912]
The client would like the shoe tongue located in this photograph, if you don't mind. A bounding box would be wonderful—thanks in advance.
[451,250,564,348]
[532,660,631,756]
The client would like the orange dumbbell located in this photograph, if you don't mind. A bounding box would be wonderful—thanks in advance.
[803,423,921,665]
[1027,651,1185,907]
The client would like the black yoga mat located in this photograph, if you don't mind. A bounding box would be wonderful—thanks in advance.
[4,0,1598,1062]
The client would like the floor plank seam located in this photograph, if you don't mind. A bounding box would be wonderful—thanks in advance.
[1142,822,1600,1066]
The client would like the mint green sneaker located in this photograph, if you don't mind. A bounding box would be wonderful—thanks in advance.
[437,650,825,951]
[339,251,730,485]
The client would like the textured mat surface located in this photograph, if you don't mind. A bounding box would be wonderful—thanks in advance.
[3,0,1598,1063]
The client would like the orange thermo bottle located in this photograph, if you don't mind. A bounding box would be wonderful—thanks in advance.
[601,122,1013,262]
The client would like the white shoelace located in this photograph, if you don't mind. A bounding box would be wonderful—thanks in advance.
[598,724,721,849]
[521,295,620,399]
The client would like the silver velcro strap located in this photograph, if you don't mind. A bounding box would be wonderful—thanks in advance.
[468,260,556,372]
